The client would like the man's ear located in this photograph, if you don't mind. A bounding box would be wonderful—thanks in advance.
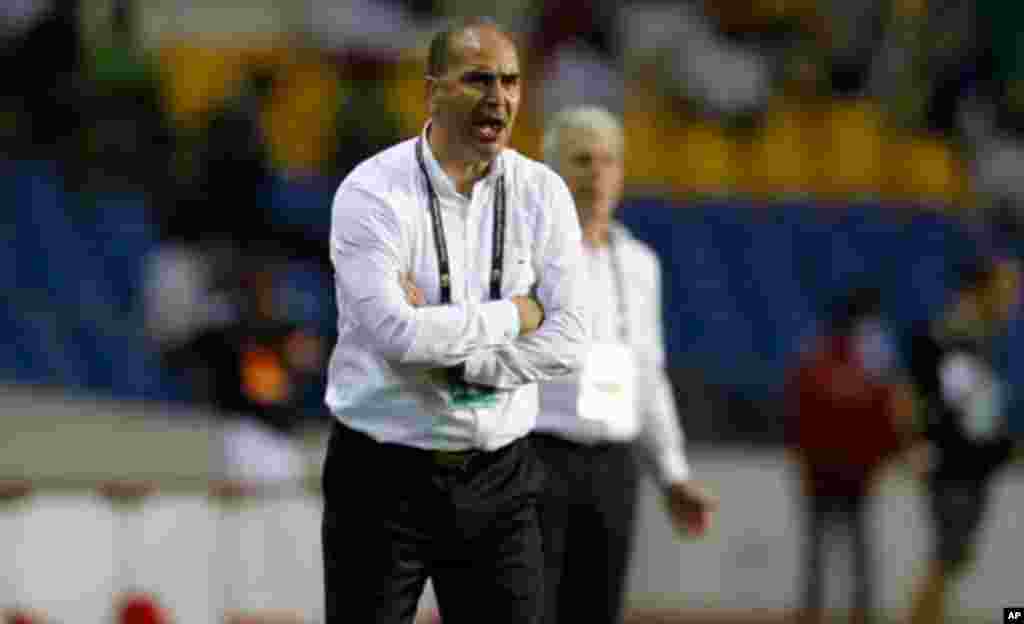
[425,76,439,113]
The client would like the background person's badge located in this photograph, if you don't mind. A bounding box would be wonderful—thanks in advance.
[577,343,638,439]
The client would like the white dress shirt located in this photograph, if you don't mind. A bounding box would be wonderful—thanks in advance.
[326,128,589,451]
[536,223,691,484]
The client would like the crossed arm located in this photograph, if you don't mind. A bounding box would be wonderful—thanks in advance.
[331,180,588,390]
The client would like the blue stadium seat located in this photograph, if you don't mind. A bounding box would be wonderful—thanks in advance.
[268,175,335,239]
[0,299,52,384]
[276,260,336,332]
[0,296,91,389]
[80,192,159,315]
[622,199,762,397]
[11,162,120,316]
[67,315,182,401]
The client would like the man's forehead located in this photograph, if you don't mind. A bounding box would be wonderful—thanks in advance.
[448,26,518,69]
[564,127,621,152]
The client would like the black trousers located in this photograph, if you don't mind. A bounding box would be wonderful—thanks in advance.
[802,491,873,623]
[928,474,995,573]
[321,422,545,624]
[532,433,639,624]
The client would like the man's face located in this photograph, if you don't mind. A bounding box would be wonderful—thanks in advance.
[557,126,624,225]
[428,26,520,161]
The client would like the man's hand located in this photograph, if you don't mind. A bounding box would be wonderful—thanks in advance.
[903,440,936,479]
[399,272,426,307]
[663,480,718,539]
[511,295,544,335]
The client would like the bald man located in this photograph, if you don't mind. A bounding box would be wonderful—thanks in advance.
[321,17,589,624]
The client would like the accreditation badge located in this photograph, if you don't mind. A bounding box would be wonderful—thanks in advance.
[577,343,639,439]
[427,367,501,409]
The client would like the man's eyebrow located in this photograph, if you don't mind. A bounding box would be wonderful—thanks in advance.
[462,68,520,77]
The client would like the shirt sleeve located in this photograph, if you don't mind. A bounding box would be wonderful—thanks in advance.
[938,352,979,409]
[462,172,589,389]
[633,253,691,485]
[331,183,521,366]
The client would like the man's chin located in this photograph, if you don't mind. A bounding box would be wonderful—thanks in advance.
[472,140,506,160]
[578,200,617,221]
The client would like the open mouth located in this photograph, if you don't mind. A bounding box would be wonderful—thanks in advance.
[473,116,507,142]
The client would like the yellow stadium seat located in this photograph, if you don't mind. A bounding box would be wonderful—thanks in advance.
[744,98,820,199]
[155,39,292,127]
[623,86,680,192]
[816,99,886,199]
[671,120,737,198]
[885,134,969,206]
[388,51,430,139]
[510,106,543,162]
[261,57,345,174]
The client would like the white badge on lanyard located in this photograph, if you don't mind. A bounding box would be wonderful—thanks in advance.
[940,351,1005,442]
[577,342,638,439]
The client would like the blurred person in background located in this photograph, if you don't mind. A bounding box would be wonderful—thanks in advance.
[0,0,84,164]
[533,106,718,624]
[174,68,280,245]
[903,256,1022,624]
[786,286,915,624]
[321,16,588,624]
[170,256,328,483]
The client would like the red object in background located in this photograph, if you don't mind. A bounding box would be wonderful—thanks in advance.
[115,592,170,624]
[787,334,904,496]
[8,613,41,624]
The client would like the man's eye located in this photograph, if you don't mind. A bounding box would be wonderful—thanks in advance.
[501,75,520,87]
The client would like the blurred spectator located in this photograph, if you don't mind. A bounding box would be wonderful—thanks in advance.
[617,1,769,116]
[0,0,48,37]
[786,286,914,624]
[537,37,623,120]
[0,0,85,162]
[158,65,332,270]
[70,5,175,198]
[955,2,1024,239]
[142,238,238,355]
[870,0,987,136]
[821,0,888,98]
[326,71,406,184]
[168,257,329,437]
[162,254,330,487]
[179,68,280,243]
[534,106,717,624]
[903,256,1022,624]
[306,0,437,58]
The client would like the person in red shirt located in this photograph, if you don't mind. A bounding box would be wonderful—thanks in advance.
[786,286,915,624]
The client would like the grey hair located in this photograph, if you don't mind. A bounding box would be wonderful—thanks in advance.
[542,106,624,171]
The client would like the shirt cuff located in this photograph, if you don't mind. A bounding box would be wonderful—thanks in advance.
[483,299,521,344]
[654,448,691,486]
[461,300,519,385]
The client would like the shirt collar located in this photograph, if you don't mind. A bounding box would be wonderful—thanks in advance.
[419,122,505,199]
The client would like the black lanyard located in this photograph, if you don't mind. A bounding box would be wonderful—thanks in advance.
[606,233,630,343]
[415,137,507,304]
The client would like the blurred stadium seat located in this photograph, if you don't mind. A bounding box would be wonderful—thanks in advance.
[817,99,885,199]
[156,39,293,126]
[267,175,335,240]
[743,99,819,198]
[885,133,969,207]
[260,55,344,174]
[388,50,430,139]
[672,121,739,199]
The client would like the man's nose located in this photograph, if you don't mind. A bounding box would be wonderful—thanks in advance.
[483,80,503,103]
